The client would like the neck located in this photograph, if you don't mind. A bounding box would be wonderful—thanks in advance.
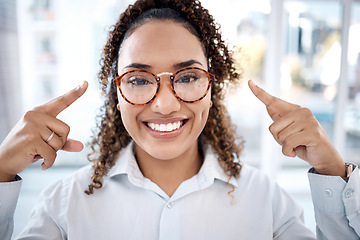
[135,142,203,197]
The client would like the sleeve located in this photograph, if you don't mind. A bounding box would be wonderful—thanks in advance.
[308,165,360,239]
[0,176,22,240]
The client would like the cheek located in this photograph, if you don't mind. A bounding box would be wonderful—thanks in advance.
[117,92,139,133]
[193,93,211,126]
[119,103,132,123]
[119,105,132,131]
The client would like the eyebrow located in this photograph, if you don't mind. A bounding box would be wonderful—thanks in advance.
[123,63,152,70]
[123,59,204,71]
[173,60,204,69]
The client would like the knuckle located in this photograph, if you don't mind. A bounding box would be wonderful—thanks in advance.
[312,127,322,139]
[278,134,286,144]
[281,147,288,156]
[294,104,302,110]
[282,138,291,149]
[282,146,292,157]
[64,124,70,134]
[48,139,62,151]
[45,151,57,164]
[301,107,313,116]
[24,132,38,143]
[23,110,37,121]
[61,125,71,144]
[32,105,41,111]
[32,105,48,113]
[268,124,276,134]
[57,139,67,151]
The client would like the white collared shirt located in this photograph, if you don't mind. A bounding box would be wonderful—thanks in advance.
[1,142,359,239]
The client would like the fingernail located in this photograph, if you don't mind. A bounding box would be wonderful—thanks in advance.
[76,81,85,91]
[41,162,47,171]
[75,84,82,91]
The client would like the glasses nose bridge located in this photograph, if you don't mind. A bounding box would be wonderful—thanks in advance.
[155,71,176,92]
[155,71,174,81]
[153,71,179,102]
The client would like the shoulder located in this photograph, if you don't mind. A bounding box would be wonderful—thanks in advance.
[234,164,302,214]
[237,164,275,185]
[234,164,282,196]
[39,164,93,201]
[25,164,94,232]
[40,142,135,199]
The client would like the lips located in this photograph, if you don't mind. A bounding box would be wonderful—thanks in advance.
[145,120,187,132]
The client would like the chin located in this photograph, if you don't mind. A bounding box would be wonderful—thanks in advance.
[146,146,187,161]
[136,138,196,161]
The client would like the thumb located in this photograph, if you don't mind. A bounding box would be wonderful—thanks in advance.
[61,139,84,152]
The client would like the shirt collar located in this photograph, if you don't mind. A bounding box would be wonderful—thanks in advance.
[198,143,239,188]
[106,141,238,188]
[106,141,144,185]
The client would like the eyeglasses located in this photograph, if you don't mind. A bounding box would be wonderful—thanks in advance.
[114,67,214,105]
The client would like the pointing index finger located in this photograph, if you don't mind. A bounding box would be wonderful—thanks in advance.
[248,80,299,117]
[40,81,88,117]
[248,80,277,107]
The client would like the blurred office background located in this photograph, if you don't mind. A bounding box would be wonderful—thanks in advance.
[1,0,360,237]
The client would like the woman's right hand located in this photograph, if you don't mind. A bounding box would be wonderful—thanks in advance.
[0,81,88,182]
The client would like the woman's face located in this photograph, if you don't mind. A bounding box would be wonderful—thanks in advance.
[117,20,211,161]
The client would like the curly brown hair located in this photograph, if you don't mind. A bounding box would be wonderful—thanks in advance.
[85,0,243,195]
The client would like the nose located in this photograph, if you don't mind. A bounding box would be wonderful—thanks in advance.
[150,79,181,115]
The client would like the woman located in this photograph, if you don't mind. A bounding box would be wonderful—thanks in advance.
[0,0,359,239]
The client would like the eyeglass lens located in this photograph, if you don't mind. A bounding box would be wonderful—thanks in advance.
[119,69,209,104]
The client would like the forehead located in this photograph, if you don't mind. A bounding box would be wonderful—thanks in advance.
[117,21,207,71]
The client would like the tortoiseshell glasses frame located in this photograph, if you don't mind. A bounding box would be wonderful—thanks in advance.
[114,67,214,106]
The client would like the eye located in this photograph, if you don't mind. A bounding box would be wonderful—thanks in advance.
[176,73,199,84]
[127,77,153,86]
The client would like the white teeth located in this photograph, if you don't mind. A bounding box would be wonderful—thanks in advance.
[166,123,173,131]
[148,122,155,130]
[147,121,183,132]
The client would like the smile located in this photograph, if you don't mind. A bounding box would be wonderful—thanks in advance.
[145,120,186,132]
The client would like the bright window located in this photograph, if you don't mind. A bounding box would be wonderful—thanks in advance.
[2,0,359,168]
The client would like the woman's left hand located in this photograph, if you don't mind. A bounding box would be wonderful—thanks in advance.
[248,80,346,177]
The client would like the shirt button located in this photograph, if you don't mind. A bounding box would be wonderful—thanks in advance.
[167,202,174,209]
[345,189,354,198]
[324,189,333,197]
